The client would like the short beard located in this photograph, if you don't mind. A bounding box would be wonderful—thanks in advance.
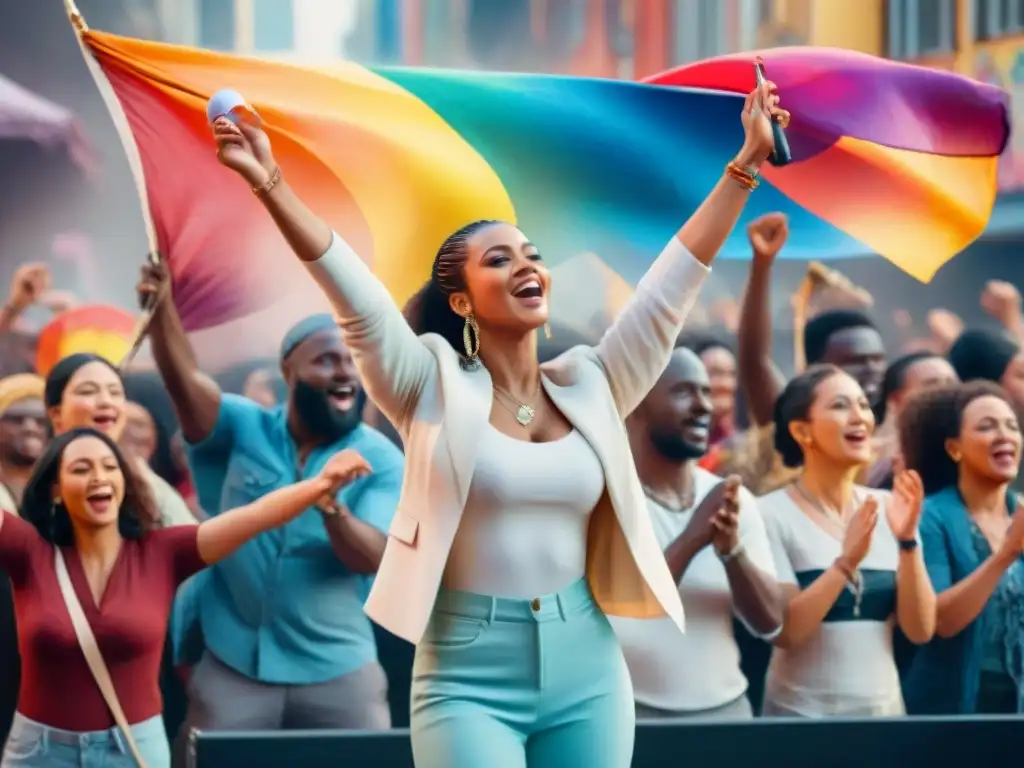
[0,449,37,469]
[292,381,366,442]
[650,430,706,462]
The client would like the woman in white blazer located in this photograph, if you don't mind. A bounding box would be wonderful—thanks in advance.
[210,80,787,768]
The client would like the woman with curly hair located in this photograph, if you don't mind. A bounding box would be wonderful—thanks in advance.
[0,427,371,767]
[759,364,934,717]
[900,381,1024,714]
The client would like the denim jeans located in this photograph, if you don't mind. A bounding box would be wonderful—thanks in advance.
[1,712,170,767]
[410,577,635,768]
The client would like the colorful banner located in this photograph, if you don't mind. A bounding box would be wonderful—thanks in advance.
[76,29,1008,341]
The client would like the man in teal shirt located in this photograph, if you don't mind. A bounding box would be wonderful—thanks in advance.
[144,266,402,735]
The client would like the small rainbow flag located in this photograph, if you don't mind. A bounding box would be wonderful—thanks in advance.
[68,10,1008,337]
[35,305,135,377]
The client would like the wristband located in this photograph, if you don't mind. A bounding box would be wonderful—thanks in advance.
[718,540,746,564]
[898,538,919,552]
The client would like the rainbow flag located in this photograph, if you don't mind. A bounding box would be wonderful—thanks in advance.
[36,305,136,377]
[72,21,1007,337]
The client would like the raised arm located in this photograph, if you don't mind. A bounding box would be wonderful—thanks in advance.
[595,82,788,416]
[886,471,936,644]
[211,118,433,429]
[736,215,788,426]
[196,449,371,564]
[138,260,223,444]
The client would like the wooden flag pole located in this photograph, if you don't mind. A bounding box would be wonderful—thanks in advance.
[63,0,165,370]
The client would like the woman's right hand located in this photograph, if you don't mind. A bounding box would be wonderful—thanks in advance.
[839,496,879,570]
[212,117,277,188]
[998,500,1024,562]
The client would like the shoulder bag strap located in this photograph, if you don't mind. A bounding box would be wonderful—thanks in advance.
[54,548,148,768]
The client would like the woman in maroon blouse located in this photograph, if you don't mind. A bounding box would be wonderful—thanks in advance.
[0,427,370,767]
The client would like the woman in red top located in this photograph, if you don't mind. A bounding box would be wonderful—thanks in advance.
[0,427,370,768]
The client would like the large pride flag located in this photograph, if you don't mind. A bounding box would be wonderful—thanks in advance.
[66,5,1008,353]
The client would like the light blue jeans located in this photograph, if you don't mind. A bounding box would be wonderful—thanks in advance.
[410,577,634,768]
[1,712,170,767]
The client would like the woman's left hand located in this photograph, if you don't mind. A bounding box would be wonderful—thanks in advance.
[740,80,790,165]
[886,469,925,541]
[320,449,373,492]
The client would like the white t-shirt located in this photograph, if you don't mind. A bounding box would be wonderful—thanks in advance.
[611,466,777,713]
[760,485,904,717]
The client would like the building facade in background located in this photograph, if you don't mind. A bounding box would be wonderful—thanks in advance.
[884,0,1024,191]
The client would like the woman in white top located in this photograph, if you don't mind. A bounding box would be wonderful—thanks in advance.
[210,80,786,767]
[761,364,936,717]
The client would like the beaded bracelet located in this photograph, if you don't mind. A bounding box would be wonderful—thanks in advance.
[725,161,759,191]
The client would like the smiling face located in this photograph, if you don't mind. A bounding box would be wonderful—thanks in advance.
[447,222,551,335]
[49,361,126,440]
[637,348,714,461]
[790,370,876,469]
[56,434,126,531]
[949,394,1021,486]
[283,329,364,441]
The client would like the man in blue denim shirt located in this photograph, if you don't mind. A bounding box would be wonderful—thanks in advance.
[141,262,402,733]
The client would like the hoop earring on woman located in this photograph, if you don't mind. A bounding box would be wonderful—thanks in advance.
[462,314,480,369]
[544,323,552,340]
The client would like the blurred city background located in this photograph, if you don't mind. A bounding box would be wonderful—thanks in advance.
[0,0,1023,373]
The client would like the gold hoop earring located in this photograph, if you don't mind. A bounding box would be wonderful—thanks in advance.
[463,314,480,362]
[543,323,552,340]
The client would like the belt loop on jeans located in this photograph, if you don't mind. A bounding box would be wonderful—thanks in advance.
[487,596,496,625]
[112,725,127,755]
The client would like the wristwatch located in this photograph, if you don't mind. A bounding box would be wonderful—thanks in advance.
[898,538,918,552]
[316,496,343,516]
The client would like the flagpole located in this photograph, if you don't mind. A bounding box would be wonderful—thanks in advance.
[63,0,163,369]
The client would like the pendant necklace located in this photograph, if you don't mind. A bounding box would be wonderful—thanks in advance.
[492,384,537,427]
[793,480,865,617]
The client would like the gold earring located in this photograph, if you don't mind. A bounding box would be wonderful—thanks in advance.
[543,323,552,340]
[463,314,480,361]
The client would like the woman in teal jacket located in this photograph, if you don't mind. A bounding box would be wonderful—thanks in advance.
[900,381,1024,714]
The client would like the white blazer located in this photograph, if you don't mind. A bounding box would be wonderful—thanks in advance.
[306,232,709,644]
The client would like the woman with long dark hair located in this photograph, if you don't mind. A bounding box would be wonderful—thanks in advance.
[0,427,370,767]
[901,382,1024,714]
[211,75,785,766]
[44,353,194,528]
[760,365,935,717]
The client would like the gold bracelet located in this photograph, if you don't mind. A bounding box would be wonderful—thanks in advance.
[253,166,282,197]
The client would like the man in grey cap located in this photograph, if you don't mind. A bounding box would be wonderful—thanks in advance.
[138,263,401,740]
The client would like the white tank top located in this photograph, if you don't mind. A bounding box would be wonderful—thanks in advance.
[442,425,606,599]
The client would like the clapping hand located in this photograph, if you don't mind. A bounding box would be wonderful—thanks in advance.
[320,449,372,493]
[885,469,924,542]
[840,497,878,570]
[710,476,742,556]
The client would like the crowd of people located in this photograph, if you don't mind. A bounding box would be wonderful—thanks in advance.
[0,79,1021,767]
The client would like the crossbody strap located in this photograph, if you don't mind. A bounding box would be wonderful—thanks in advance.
[54,548,147,767]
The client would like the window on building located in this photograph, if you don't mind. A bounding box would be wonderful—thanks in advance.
[197,0,235,50]
[886,0,956,59]
[672,0,725,65]
[976,0,1024,40]
[253,0,294,52]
